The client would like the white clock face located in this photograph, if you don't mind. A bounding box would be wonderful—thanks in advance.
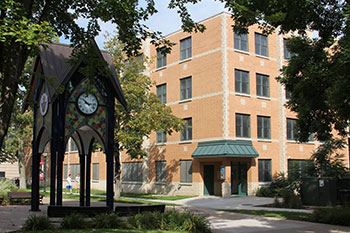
[77,93,98,115]
[40,93,48,116]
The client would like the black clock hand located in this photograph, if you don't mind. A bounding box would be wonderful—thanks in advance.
[83,99,91,106]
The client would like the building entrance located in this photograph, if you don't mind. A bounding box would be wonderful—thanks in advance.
[231,162,247,195]
[204,165,214,195]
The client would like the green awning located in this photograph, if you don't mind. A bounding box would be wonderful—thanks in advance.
[192,140,259,158]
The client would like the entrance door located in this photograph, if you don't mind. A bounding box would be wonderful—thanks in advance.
[204,165,214,195]
[231,162,247,195]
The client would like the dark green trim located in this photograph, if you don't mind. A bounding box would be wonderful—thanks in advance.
[192,140,258,158]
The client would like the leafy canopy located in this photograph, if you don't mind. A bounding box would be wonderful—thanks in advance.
[227,0,350,142]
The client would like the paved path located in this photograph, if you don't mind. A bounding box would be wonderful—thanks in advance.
[1,196,350,233]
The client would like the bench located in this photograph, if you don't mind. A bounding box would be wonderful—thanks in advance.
[47,206,111,217]
[7,192,43,205]
[115,204,165,216]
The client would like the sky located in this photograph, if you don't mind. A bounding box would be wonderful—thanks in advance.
[60,0,226,49]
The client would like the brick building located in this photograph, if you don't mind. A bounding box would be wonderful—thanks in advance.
[63,12,349,196]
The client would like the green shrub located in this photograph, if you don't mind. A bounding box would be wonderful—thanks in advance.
[60,213,89,229]
[278,189,303,209]
[22,215,53,231]
[91,213,125,229]
[127,211,162,230]
[312,207,350,226]
[127,209,212,233]
[255,187,274,197]
[0,179,18,204]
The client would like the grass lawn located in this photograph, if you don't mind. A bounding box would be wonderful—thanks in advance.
[22,229,178,233]
[60,193,179,206]
[221,209,312,221]
[121,193,196,201]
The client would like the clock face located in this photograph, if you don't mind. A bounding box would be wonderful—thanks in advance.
[40,93,48,116]
[77,93,98,115]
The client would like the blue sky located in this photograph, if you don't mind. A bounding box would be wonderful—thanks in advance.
[61,0,226,49]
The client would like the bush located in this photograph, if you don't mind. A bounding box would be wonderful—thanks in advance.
[127,211,162,230]
[0,179,18,204]
[312,207,350,226]
[91,213,125,229]
[273,189,303,209]
[60,213,89,229]
[255,187,274,197]
[127,209,212,233]
[23,215,53,231]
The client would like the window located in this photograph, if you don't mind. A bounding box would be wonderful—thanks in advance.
[92,163,99,180]
[180,77,192,100]
[156,48,167,68]
[288,159,312,178]
[283,39,295,59]
[255,33,268,56]
[180,37,192,60]
[236,113,250,138]
[64,164,68,179]
[258,159,272,182]
[257,116,271,139]
[256,74,270,97]
[180,160,192,183]
[156,161,166,182]
[235,69,250,94]
[308,133,314,142]
[122,162,142,182]
[64,164,80,180]
[181,118,192,141]
[156,84,167,104]
[234,32,248,51]
[287,118,297,140]
[156,130,166,143]
[0,172,5,178]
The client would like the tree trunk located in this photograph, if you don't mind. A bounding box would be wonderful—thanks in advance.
[0,42,28,150]
[114,146,121,199]
[18,154,27,189]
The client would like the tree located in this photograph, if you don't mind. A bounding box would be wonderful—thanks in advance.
[0,58,33,188]
[225,0,350,142]
[1,0,199,155]
[104,34,183,198]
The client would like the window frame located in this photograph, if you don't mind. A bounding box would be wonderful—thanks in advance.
[180,37,192,60]
[155,161,166,182]
[236,113,251,138]
[180,160,192,183]
[156,130,167,144]
[256,73,270,97]
[234,32,248,52]
[156,84,167,104]
[258,159,272,182]
[181,118,192,141]
[255,33,268,57]
[235,69,250,94]
[122,162,143,182]
[156,48,167,68]
[92,163,99,181]
[257,116,271,139]
[180,76,192,100]
[287,118,297,141]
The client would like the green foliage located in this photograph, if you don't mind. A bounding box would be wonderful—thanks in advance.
[127,211,162,230]
[60,213,89,229]
[228,0,350,142]
[312,207,350,226]
[275,189,303,209]
[255,186,274,197]
[0,179,18,204]
[127,209,212,233]
[22,215,53,231]
[91,213,125,229]
[307,138,349,178]
[104,35,183,161]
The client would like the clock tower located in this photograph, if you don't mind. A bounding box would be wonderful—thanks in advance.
[29,41,127,212]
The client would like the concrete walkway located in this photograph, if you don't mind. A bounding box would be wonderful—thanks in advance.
[1,196,350,233]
